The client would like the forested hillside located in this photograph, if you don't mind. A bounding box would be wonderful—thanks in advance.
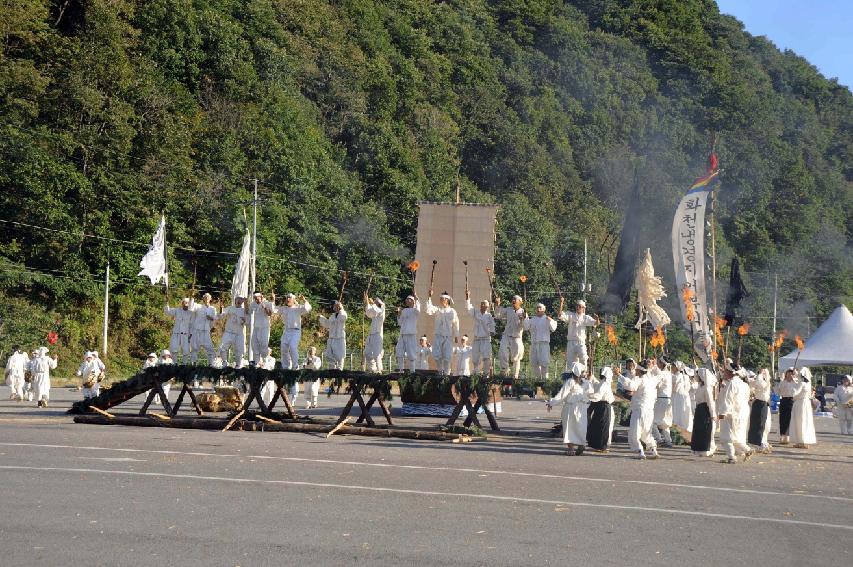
[1,0,851,375]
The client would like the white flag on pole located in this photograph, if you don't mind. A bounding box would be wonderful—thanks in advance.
[138,214,168,285]
[230,228,252,301]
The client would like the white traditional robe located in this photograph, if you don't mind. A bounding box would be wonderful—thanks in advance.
[249,300,275,362]
[717,377,752,459]
[364,303,386,373]
[302,355,322,407]
[671,370,694,433]
[77,359,102,399]
[495,306,525,378]
[30,353,56,401]
[259,355,277,405]
[790,381,817,445]
[218,306,247,367]
[453,345,473,376]
[395,300,421,369]
[425,299,460,374]
[834,383,853,434]
[624,372,662,454]
[319,309,347,369]
[651,367,673,445]
[190,302,218,364]
[5,351,28,399]
[524,314,557,379]
[164,304,194,360]
[278,300,312,369]
[550,378,593,445]
[558,311,596,368]
[415,344,432,370]
[465,300,495,373]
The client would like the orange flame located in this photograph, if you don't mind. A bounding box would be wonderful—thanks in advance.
[681,287,696,322]
[737,322,750,336]
[711,349,719,361]
[714,316,728,330]
[407,260,420,272]
[795,335,805,351]
[649,327,666,349]
[519,275,528,283]
[606,324,618,346]
[774,330,787,350]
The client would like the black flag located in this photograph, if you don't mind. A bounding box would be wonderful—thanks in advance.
[599,181,641,315]
[724,258,748,325]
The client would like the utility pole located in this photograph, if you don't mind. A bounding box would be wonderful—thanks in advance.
[771,273,778,377]
[102,261,110,356]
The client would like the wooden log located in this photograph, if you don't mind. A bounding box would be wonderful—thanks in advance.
[253,414,280,424]
[326,417,351,438]
[222,410,245,432]
[73,414,478,441]
[90,406,115,419]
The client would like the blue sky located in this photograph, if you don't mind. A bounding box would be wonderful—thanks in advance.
[716,0,852,88]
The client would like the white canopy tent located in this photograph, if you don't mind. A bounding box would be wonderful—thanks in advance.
[778,305,853,371]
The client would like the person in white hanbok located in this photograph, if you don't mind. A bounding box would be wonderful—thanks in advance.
[425,292,460,375]
[833,375,853,435]
[558,299,597,369]
[494,295,525,379]
[364,296,386,373]
[747,368,773,452]
[690,368,716,456]
[465,291,495,375]
[671,361,694,436]
[218,297,247,368]
[775,369,801,444]
[586,366,615,451]
[249,292,275,365]
[302,347,322,409]
[319,301,347,370]
[189,293,218,365]
[716,367,754,463]
[5,345,28,401]
[623,363,663,459]
[524,304,557,379]
[277,293,312,370]
[258,348,278,406]
[651,357,674,447]
[415,336,432,370]
[790,367,817,448]
[30,347,57,407]
[453,335,473,376]
[395,296,421,371]
[548,362,593,455]
[164,298,194,363]
[77,351,102,399]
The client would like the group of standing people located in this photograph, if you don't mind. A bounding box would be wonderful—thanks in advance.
[4,345,59,407]
[548,355,828,462]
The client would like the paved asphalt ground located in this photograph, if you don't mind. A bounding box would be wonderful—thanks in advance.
[0,387,850,566]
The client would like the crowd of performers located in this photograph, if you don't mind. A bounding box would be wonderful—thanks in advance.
[5,288,853,458]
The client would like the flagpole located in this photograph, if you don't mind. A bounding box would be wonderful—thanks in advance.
[102,260,110,356]
[163,213,169,297]
[248,179,258,362]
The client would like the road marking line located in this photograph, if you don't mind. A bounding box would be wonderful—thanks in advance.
[1,441,850,503]
[1,464,850,532]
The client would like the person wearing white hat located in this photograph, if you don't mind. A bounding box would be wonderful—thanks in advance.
[277,293,312,371]
[30,346,57,407]
[453,335,473,376]
[587,366,616,451]
[164,297,195,363]
[494,295,525,379]
[547,362,592,455]
[249,292,275,365]
[671,361,694,435]
[425,292,460,374]
[690,368,717,456]
[143,353,158,370]
[219,296,248,368]
[395,295,421,371]
[189,293,218,365]
[318,301,347,370]
[145,349,174,405]
[716,365,754,463]
[650,357,674,448]
[464,291,495,375]
[415,336,432,370]
[622,361,663,459]
[834,375,853,435]
[363,295,386,373]
[747,368,773,452]
[302,346,323,409]
[77,351,101,399]
[258,347,278,406]
[5,345,29,401]
[91,351,106,375]
[558,298,597,370]
[523,303,557,380]
[24,350,38,401]
[790,367,817,448]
